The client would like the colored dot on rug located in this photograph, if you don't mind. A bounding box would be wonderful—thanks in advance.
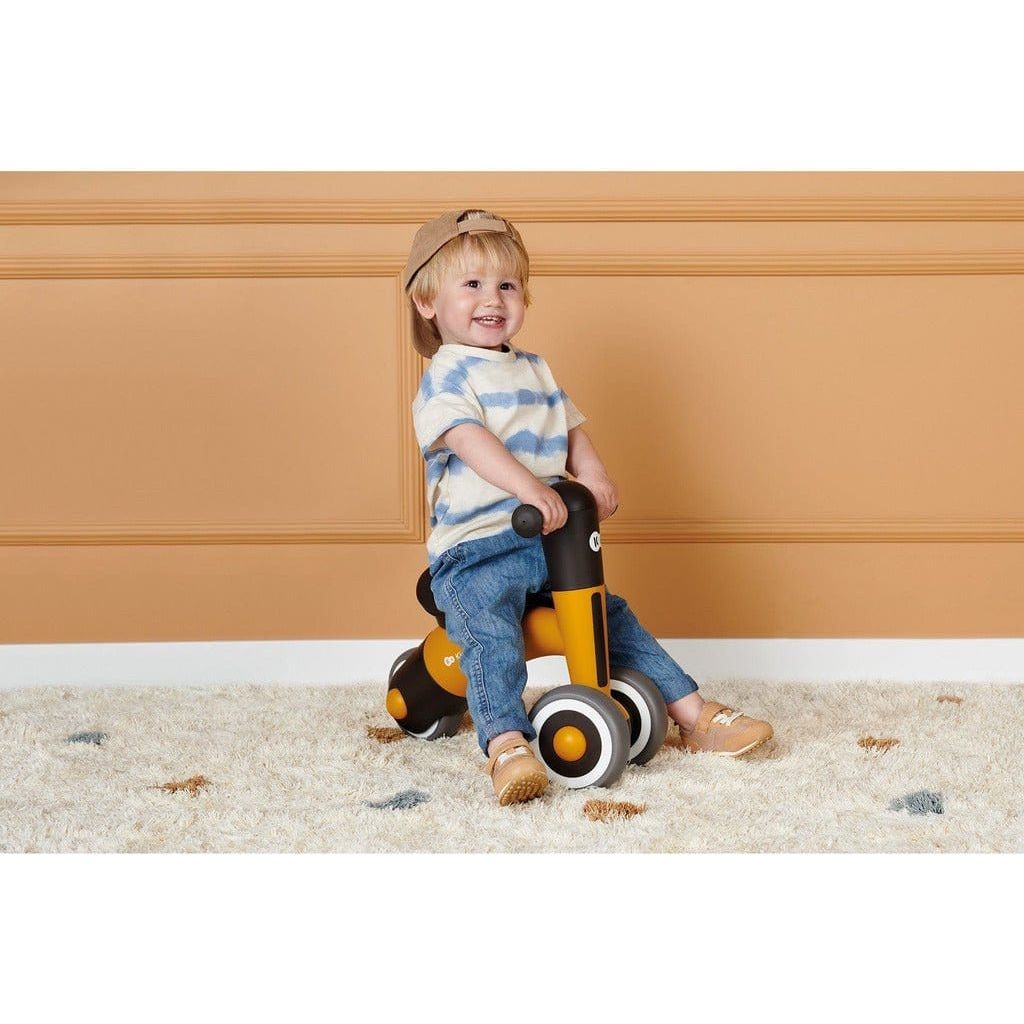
[367,725,406,744]
[889,790,944,815]
[937,695,963,704]
[583,800,647,822]
[364,789,431,811]
[858,736,900,752]
[66,731,108,746]
[154,775,212,797]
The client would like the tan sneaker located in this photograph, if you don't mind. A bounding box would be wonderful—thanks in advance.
[487,735,549,806]
[680,701,773,756]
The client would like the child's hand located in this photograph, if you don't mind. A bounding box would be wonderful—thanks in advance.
[576,471,619,521]
[516,480,569,535]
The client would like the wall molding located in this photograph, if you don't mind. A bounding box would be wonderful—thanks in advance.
[5,519,1022,548]
[3,196,1024,224]
[0,521,419,546]
[0,253,400,279]
[4,251,1023,546]
[5,250,1024,280]
[2,638,1023,687]
[2,259,423,547]
[599,518,1024,544]
[534,252,1024,276]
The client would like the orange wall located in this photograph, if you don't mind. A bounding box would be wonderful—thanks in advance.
[2,172,1023,641]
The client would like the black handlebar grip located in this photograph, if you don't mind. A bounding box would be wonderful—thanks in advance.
[511,504,544,538]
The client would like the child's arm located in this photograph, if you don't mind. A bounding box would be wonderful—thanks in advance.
[441,423,568,534]
[566,426,607,478]
[567,427,619,520]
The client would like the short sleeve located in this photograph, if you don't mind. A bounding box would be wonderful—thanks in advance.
[562,390,587,431]
[538,355,587,431]
[412,369,485,455]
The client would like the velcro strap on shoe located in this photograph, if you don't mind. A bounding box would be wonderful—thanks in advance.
[711,708,744,726]
[487,739,533,776]
[494,747,531,772]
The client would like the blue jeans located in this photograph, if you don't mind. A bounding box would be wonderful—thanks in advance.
[429,527,699,755]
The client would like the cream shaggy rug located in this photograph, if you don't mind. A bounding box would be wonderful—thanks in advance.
[1,682,1021,853]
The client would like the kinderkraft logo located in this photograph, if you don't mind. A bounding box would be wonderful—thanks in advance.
[589,531,601,552]
[444,652,462,668]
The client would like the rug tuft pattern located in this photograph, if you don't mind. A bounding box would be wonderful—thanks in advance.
[1,682,1020,852]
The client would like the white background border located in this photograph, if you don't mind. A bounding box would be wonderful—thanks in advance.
[4,0,1023,1018]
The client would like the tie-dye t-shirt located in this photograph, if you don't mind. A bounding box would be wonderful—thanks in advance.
[412,342,587,565]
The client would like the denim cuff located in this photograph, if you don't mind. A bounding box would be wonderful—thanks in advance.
[659,672,700,704]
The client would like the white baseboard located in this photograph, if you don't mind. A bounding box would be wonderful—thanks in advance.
[1,639,1021,688]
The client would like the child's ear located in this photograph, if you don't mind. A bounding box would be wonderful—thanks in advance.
[412,295,436,320]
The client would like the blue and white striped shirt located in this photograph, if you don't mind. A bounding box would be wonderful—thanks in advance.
[412,341,586,563]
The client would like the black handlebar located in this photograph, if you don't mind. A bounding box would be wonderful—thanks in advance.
[512,497,617,539]
[509,480,606,591]
[507,479,602,593]
[511,504,544,538]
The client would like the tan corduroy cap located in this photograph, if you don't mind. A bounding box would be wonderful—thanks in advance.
[404,210,527,358]
[403,209,525,291]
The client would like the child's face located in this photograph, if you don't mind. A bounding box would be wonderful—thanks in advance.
[413,256,525,351]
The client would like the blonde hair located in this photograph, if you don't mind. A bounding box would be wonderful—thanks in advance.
[407,210,531,358]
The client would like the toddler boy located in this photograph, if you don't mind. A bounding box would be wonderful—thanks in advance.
[407,209,773,805]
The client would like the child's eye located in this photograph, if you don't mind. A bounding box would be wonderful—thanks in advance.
[500,282,516,290]
[465,280,479,288]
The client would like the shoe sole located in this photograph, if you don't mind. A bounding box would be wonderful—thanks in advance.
[683,735,772,757]
[497,772,548,806]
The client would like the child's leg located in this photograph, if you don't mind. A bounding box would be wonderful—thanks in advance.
[604,590,707,728]
[429,532,548,756]
[605,589,700,710]
[437,582,533,754]
[604,590,772,754]
[429,534,551,804]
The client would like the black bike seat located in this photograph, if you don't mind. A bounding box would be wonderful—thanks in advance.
[416,568,554,625]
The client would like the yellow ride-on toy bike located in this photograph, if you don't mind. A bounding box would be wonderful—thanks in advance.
[384,480,668,789]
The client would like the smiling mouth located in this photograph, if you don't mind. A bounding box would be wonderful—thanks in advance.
[474,316,505,325]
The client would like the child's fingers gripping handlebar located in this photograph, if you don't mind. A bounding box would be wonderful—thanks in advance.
[512,489,569,537]
[513,492,619,537]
